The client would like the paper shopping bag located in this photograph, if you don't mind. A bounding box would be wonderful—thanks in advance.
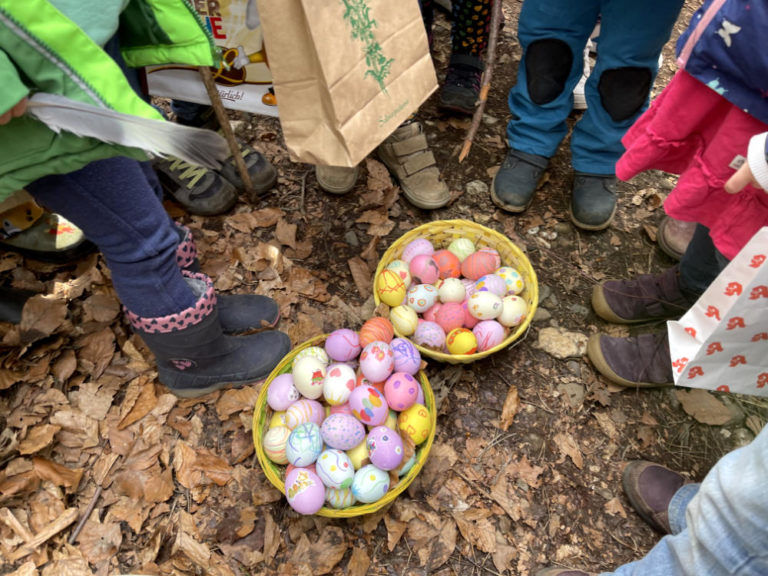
[668,226,768,396]
[257,0,438,167]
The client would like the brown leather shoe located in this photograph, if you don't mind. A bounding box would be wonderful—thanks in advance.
[587,332,673,388]
[622,461,690,533]
[658,216,696,261]
[536,568,596,576]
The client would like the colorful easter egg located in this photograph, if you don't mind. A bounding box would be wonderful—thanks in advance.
[389,305,419,336]
[390,337,421,375]
[474,273,507,297]
[359,341,395,382]
[406,284,438,313]
[401,238,434,263]
[292,356,327,400]
[461,250,498,280]
[398,453,417,477]
[435,301,465,333]
[447,237,476,262]
[320,413,366,450]
[267,373,300,411]
[285,422,323,467]
[397,403,431,445]
[285,398,325,430]
[367,426,404,471]
[269,411,286,429]
[376,268,407,307]
[412,320,446,351]
[323,363,357,406]
[383,372,419,411]
[326,486,356,509]
[286,462,316,476]
[432,249,461,279]
[446,328,478,355]
[325,328,361,362]
[473,320,507,351]
[461,277,477,298]
[293,346,329,367]
[438,277,466,303]
[409,253,440,285]
[495,266,525,295]
[422,302,442,323]
[355,369,385,395]
[359,317,395,348]
[386,259,412,288]
[316,449,355,489]
[478,247,502,269]
[349,385,389,426]
[263,426,291,464]
[498,295,528,327]
[467,291,503,320]
[351,464,390,503]
[461,298,480,329]
[346,439,370,469]
[329,402,354,416]
[285,467,325,515]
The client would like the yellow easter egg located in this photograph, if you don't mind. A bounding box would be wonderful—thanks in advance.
[397,403,431,445]
[389,305,419,336]
[346,439,370,470]
[268,411,286,429]
[376,269,407,307]
[446,328,478,355]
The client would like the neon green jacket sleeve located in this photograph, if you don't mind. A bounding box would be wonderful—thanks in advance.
[0,49,28,116]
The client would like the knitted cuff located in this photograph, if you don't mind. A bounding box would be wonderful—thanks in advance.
[747,132,768,192]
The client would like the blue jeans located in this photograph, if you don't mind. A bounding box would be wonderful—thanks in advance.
[605,423,768,575]
[507,0,683,174]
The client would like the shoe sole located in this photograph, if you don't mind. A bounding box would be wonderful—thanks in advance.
[587,334,673,388]
[316,166,360,195]
[621,461,673,534]
[165,375,268,399]
[568,202,616,231]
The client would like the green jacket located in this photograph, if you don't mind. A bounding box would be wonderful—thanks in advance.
[0,0,218,199]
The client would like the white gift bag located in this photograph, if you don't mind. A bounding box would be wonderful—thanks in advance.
[668,226,768,396]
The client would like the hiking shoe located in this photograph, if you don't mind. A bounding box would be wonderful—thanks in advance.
[536,568,595,576]
[587,331,673,388]
[154,157,238,216]
[218,144,278,196]
[570,173,617,230]
[491,149,549,213]
[439,54,483,116]
[592,265,693,324]
[657,216,696,261]
[377,121,451,210]
[316,165,360,194]
[622,461,690,534]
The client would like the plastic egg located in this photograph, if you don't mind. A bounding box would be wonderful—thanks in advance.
[461,250,498,280]
[447,237,476,262]
[286,423,323,467]
[383,372,419,411]
[389,305,418,336]
[409,253,439,285]
[346,439,370,469]
[467,291,503,320]
[326,486,356,508]
[422,302,442,323]
[359,341,395,383]
[432,249,461,279]
[323,363,357,406]
[292,356,327,400]
[401,238,434,263]
[263,426,291,464]
[398,454,417,477]
[397,403,431,445]
[496,266,525,295]
[498,295,528,327]
[266,373,300,411]
[285,398,325,429]
[293,346,329,367]
[285,467,325,515]
[390,337,421,375]
[316,449,355,489]
[321,413,366,450]
[435,301,465,334]
[386,259,412,288]
[412,320,446,351]
[473,320,507,351]
[349,385,389,426]
[406,284,438,313]
[268,411,286,429]
[351,464,390,504]
[438,277,466,303]
[446,328,478,355]
[359,317,394,348]
[478,247,502,269]
[474,274,507,297]
[376,269,407,307]
[367,426,404,471]
[324,329,361,362]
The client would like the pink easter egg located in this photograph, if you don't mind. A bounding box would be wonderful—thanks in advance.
[383,372,419,411]
[409,253,440,285]
[367,426,404,471]
[285,467,325,515]
[359,341,395,383]
[329,402,354,416]
[348,385,389,426]
[267,373,300,411]
[461,251,498,281]
[401,238,435,263]
[321,413,367,450]
[435,301,465,333]
[461,299,480,329]
[478,247,502,269]
[285,398,325,430]
[324,329,361,362]
[473,320,507,352]
[422,302,442,323]
[461,277,477,298]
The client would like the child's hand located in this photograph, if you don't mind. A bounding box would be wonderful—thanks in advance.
[0,98,28,125]
[725,161,764,194]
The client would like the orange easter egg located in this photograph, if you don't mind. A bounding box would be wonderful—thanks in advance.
[461,250,498,280]
[432,249,462,279]
[359,317,395,347]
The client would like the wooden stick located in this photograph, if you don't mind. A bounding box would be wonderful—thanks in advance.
[458,0,503,163]
[0,508,34,542]
[8,508,78,561]
[197,66,255,194]
[67,485,102,545]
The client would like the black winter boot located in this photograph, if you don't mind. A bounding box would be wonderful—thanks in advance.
[127,272,291,398]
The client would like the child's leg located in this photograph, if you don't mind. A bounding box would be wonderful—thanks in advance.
[451,0,491,58]
[678,224,729,297]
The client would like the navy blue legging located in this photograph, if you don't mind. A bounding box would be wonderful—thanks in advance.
[26,156,197,318]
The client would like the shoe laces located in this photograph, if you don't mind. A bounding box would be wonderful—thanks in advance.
[445,65,481,93]
[168,158,208,189]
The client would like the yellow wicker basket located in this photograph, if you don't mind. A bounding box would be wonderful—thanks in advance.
[374,219,538,364]
[253,335,437,518]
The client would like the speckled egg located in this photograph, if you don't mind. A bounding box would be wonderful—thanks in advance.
[293,346,329,367]
[401,238,434,263]
[467,291,503,320]
[376,268,407,307]
[326,486,356,509]
[435,301,465,334]
[438,277,466,303]
[285,398,325,430]
[367,426,404,471]
[351,464,390,504]
[324,329,361,362]
[432,249,462,279]
[422,302,442,323]
[346,439,370,469]
[386,259,412,288]
[446,327,478,355]
[447,237,476,262]
[292,356,327,400]
[316,449,355,489]
[407,284,438,313]
[359,317,395,348]
[383,372,419,411]
[473,320,507,351]
[498,295,528,327]
[496,266,525,295]
[349,385,389,426]
[409,253,439,285]
[359,341,395,383]
[321,413,366,450]
[474,273,507,297]
[390,337,422,375]
[267,373,300,411]
[461,299,480,329]
[389,305,419,336]
[323,363,357,406]
[263,426,291,464]
[412,320,446,351]
[285,423,323,467]
[398,454,417,477]
[397,403,432,445]
[285,467,325,515]
[461,250,499,280]
[269,411,286,429]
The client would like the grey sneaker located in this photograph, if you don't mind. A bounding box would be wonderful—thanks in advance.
[315,165,360,194]
[154,157,238,216]
[491,149,549,213]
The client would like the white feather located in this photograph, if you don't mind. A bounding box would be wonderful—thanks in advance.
[26,93,229,170]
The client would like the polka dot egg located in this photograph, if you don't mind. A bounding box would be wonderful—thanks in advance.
[383,372,419,411]
[496,266,525,295]
[406,283,438,313]
[474,273,507,297]
[320,413,366,450]
[366,426,404,471]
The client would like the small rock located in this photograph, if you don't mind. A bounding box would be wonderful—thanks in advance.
[533,308,552,322]
[465,180,489,196]
[565,360,582,377]
[558,382,585,408]
[729,427,755,449]
[482,115,499,125]
[538,284,552,304]
[344,230,359,247]
[536,327,588,359]
[568,304,590,318]
[545,293,559,308]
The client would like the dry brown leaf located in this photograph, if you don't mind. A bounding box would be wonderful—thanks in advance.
[0,367,24,391]
[77,511,122,565]
[118,376,157,430]
[451,510,496,554]
[262,512,281,563]
[675,389,734,425]
[426,519,457,571]
[554,432,584,469]
[40,553,91,576]
[384,515,407,552]
[346,547,371,576]
[251,207,284,228]
[6,560,37,576]
[499,384,520,431]
[356,208,395,237]
[173,441,233,502]
[275,218,298,250]
[365,157,394,194]
[51,349,77,385]
[20,295,67,344]
[593,411,618,440]
[288,267,330,302]
[347,256,373,297]
[492,538,517,574]
[107,496,150,534]
[173,511,210,569]
[604,497,627,518]
[32,458,83,492]
[18,425,61,455]
[81,293,120,324]
[636,425,656,449]
[215,386,260,421]
[308,526,347,575]
[74,327,115,379]
[504,455,545,489]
